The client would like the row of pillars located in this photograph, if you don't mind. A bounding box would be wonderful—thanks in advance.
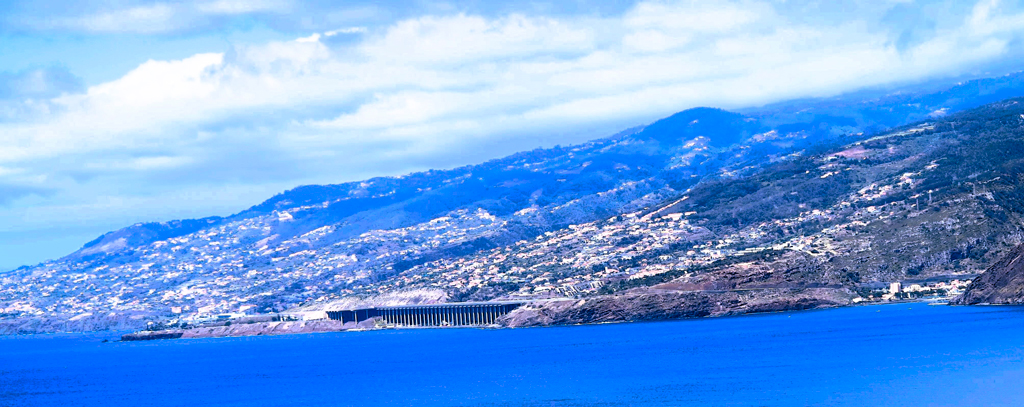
[380,304,509,327]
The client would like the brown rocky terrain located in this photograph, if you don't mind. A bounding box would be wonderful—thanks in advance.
[121,319,378,341]
[953,244,1024,305]
[500,287,852,327]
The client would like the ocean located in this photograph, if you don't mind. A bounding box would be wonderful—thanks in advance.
[2,303,1023,406]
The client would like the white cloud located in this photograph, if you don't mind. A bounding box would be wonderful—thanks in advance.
[9,1,1024,167]
[196,0,292,15]
[325,27,368,36]
[24,0,294,34]
[45,4,180,34]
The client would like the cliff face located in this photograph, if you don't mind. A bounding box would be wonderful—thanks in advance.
[953,244,1024,305]
[501,288,851,327]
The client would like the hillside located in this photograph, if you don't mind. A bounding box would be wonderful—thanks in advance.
[953,244,1024,305]
[4,75,1024,333]
[504,99,1024,324]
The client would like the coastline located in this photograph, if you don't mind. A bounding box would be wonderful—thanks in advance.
[122,287,866,340]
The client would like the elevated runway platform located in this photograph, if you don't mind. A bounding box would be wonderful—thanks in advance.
[326,301,525,327]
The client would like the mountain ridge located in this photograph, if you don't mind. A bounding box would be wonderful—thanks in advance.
[5,73,1024,334]
[62,72,1024,265]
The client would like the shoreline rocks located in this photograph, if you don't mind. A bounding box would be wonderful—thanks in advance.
[121,331,184,341]
[501,288,851,327]
[953,243,1024,305]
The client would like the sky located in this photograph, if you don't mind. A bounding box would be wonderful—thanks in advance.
[2,0,1024,270]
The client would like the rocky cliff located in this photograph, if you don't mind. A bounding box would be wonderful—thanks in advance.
[501,288,851,327]
[953,244,1024,305]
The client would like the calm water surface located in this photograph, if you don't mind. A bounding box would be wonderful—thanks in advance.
[2,303,1024,406]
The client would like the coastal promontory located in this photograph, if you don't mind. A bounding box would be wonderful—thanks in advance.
[953,244,1024,305]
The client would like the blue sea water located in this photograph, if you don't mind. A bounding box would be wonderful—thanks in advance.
[2,303,1024,406]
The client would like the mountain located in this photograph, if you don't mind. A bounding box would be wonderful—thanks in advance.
[67,71,1024,261]
[478,98,1024,325]
[952,244,1024,305]
[4,73,1024,334]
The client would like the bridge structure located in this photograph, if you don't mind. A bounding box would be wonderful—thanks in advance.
[326,301,526,327]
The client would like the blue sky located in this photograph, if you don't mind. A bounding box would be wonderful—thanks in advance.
[2,0,1024,270]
